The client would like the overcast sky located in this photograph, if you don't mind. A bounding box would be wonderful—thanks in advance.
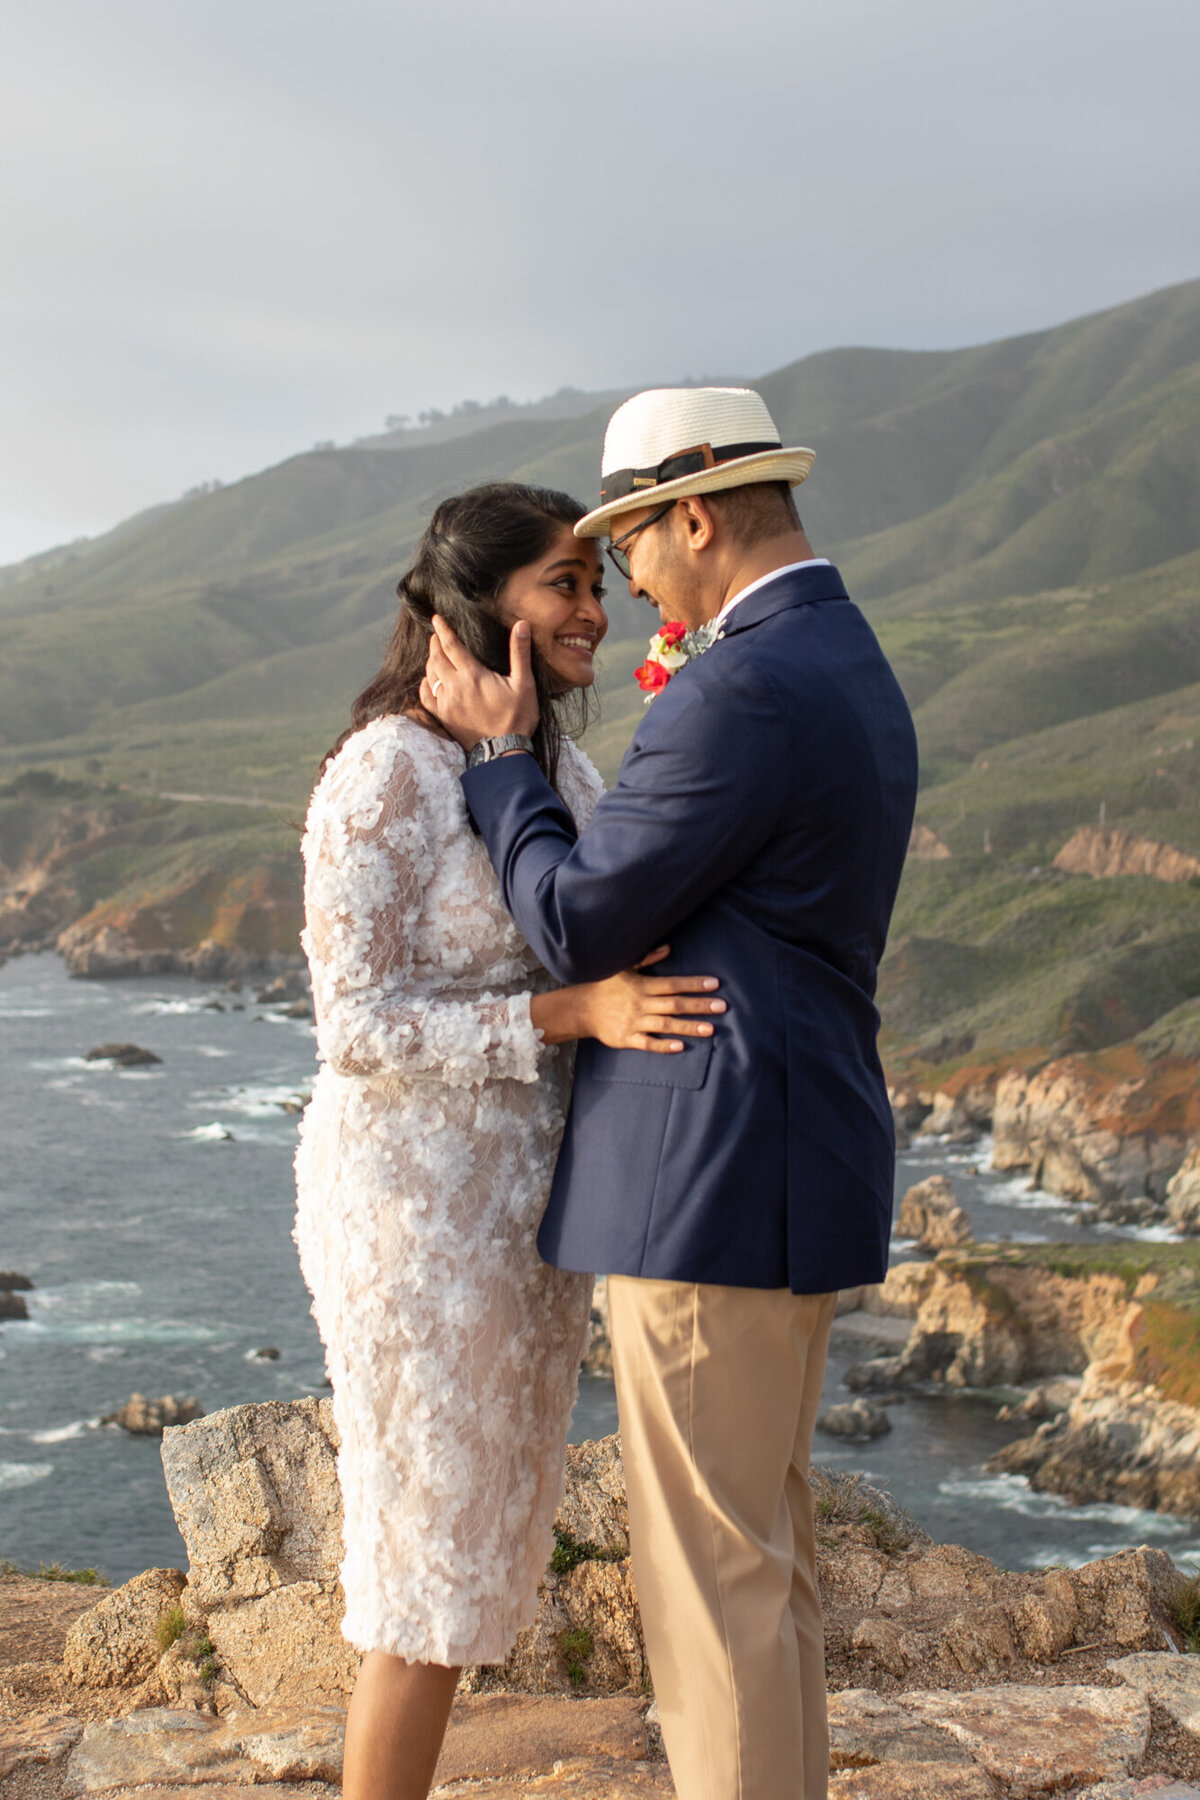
[2,0,1197,565]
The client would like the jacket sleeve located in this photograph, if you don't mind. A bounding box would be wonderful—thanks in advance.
[461,661,790,985]
[302,730,544,1086]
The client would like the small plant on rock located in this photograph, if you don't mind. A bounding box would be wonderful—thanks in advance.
[558,1626,594,1687]
[156,1603,189,1651]
[1169,1570,1200,1652]
[550,1528,622,1574]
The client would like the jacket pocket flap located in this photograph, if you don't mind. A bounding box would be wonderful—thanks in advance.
[583,1036,713,1090]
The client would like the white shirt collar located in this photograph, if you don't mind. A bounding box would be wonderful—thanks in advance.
[713,558,831,631]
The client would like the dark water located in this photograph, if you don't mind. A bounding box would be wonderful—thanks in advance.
[1,953,1198,1584]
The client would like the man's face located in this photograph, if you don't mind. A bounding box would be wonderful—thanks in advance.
[609,501,708,631]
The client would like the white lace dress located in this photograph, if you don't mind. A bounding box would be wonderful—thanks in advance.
[293,714,600,1666]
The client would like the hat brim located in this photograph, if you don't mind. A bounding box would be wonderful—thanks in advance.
[573,446,815,539]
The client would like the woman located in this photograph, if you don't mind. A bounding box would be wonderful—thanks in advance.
[293,482,724,1800]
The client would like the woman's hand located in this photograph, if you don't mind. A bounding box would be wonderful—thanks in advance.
[529,947,725,1053]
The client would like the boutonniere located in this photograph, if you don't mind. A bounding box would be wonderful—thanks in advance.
[633,619,720,702]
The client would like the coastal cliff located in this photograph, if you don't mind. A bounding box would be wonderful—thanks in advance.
[0,775,305,977]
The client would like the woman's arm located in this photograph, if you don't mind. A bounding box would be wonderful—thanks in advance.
[303,732,546,1087]
[530,947,725,1053]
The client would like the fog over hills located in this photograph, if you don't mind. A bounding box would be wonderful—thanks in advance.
[2,277,1198,1073]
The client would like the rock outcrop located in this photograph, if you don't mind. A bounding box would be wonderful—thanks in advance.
[1054,825,1200,885]
[907,825,952,862]
[24,1402,1200,1797]
[102,1395,205,1436]
[992,1048,1200,1209]
[846,1245,1141,1392]
[1166,1142,1200,1235]
[817,1400,893,1441]
[84,1043,162,1068]
[896,1175,973,1250]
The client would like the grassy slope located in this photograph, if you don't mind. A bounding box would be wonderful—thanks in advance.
[2,278,1199,1068]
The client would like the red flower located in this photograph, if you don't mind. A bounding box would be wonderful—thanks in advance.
[635,660,671,693]
[658,620,687,644]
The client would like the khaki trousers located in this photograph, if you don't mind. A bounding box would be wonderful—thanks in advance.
[607,1276,837,1800]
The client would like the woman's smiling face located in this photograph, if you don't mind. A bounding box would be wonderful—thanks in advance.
[497,525,608,690]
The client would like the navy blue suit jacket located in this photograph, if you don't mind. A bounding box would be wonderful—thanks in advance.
[462,563,918,1294]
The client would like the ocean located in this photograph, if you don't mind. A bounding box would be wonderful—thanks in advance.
[2,952,1198,1585]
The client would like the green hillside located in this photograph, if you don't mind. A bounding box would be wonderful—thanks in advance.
[2,277,1198,1072]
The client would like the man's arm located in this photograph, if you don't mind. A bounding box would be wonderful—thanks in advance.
[462,669,790,985]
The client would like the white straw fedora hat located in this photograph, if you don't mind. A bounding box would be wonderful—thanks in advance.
[574,386,814,538]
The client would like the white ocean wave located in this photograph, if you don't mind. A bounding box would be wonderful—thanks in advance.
[194,1083,309,1120]
[937,1472,1200,1558]
[192,1046,232,1059]
[0,1461,54,1492]
[28,1420,95,1444]
[184,1122,237,1142]
[976,1174,1073,1211]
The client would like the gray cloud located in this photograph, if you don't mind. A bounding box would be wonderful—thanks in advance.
[1,0,1197,561]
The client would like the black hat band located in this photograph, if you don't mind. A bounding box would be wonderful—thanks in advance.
[599,439,782,505]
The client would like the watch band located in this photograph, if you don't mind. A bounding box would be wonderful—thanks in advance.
[466,733,535,769]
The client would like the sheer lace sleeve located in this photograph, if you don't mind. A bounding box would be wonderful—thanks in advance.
[301,726,543,1087]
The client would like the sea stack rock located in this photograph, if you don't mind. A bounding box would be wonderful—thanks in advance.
[102,1394,204,1435]
[84,1043,163,1068]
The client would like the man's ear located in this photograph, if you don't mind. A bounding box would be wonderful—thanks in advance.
[678,495,717,553]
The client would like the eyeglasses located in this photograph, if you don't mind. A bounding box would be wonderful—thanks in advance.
[605,500,676,580]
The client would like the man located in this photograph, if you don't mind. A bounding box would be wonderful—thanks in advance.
[424,387,918,1800]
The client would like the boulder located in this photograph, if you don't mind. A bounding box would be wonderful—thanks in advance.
[817,1399,893,1441]
[63,1568,187,1689]
[1166,1143,1200,1235]
[899,1684,1150,1799]
[1065,1548,1189,1651]
[204,1582,359,1709]
[83,1042,162,1067]
[0,1289,30,1320]
[102,1393,204,1435]
[896,1176,973,1250]
[159,1396,343,1607]
[0,1270,34,1290]
[1109,1651,1200,1734]
[1007,1570,1079,1662]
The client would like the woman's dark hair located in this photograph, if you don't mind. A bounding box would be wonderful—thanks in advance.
[324,482,594,786]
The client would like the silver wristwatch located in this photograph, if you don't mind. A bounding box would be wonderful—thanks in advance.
[466,733,535,769]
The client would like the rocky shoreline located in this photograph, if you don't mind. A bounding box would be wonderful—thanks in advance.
[843,1241,1200,1526]
[4,1400,1200,1799]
